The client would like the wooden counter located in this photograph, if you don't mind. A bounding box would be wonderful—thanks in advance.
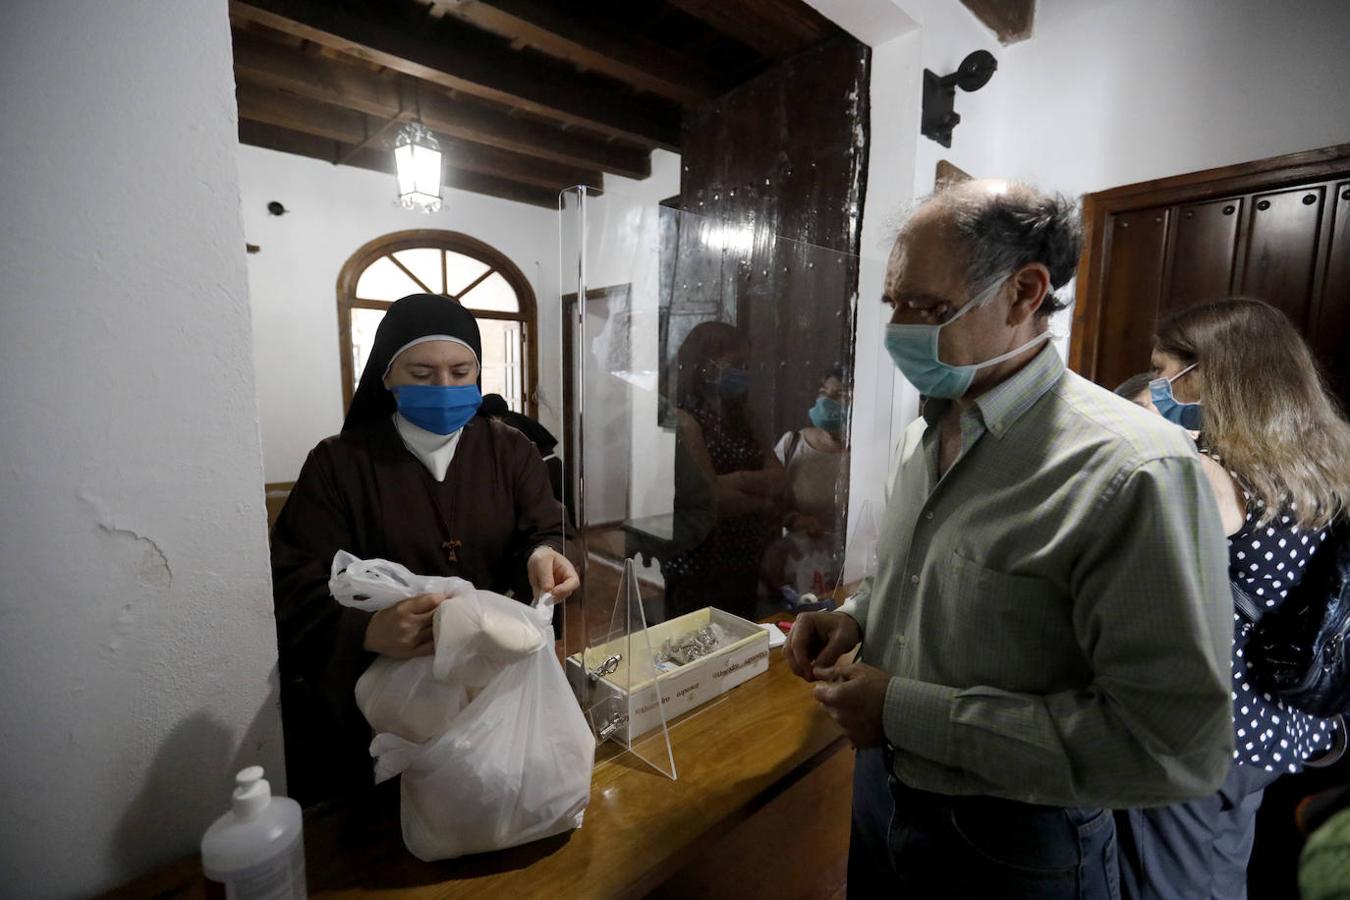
[108,642,854,899]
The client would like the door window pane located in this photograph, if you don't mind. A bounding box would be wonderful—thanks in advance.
[479,319,523,411]
[461,271,519,313]
[445,252,491,296]
[392,248,444,294]
[355,257,421,301]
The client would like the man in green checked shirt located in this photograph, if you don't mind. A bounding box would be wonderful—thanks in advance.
[786,180,1233,899]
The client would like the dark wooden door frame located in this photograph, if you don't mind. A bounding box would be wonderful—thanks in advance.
[1070,142,1350,382]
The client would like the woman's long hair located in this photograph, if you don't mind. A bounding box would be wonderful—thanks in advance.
[1155,298,1350,529]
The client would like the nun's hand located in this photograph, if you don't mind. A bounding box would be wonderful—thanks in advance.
[364,592,445,658]
[528,546,580,601]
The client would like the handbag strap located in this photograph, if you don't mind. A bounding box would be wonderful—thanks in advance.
[1233,581,1264,624]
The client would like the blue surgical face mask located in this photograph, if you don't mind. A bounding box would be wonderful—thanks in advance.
[882,277,1053,399]
[1149,363,1202,430]
[391,383,482,435]
[715,366,750,399]
[809,396,847,435]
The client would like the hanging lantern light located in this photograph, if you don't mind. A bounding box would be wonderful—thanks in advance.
[394,122,443,213]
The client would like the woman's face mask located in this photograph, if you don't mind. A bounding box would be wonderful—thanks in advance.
[713,365,751,399]
[391,384,482,435]
[809,395,848,435]
[1149,362,1202,430]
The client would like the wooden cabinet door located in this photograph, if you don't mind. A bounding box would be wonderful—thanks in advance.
[1098,207,1170,390]
[1238,182,1329,331]
[1162,197,1242,315]
[1313,181,1350,407]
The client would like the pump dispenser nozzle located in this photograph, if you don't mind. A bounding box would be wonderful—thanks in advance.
[231,766,272,819]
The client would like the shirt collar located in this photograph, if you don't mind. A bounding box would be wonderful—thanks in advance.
[920,341,1065,439]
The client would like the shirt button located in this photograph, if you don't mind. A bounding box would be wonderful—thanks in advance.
[910,574,920,585]
[924,511,934,520]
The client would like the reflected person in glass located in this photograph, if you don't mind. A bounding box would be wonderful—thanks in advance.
[270,293,579,807]
[762,367,851,603]
[662,321,784,621]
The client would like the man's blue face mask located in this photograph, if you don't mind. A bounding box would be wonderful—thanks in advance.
[1149,363,1202,430]
[391,383,482,435]
[882,276,1053,400]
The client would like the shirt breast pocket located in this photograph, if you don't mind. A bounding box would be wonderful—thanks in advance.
[939,552,1068,690]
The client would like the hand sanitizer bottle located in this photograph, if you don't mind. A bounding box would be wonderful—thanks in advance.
[201,766,306,899]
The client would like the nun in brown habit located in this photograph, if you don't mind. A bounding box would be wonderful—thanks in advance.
[271,293,578,806]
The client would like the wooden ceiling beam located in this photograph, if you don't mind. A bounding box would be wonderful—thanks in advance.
[235,82,603,191]
[665,0,835,58]
[232,30,650,179]
[230,0,681,150]
[238,120,560,209]
[422,0,720,106]
[958,0,1035,45]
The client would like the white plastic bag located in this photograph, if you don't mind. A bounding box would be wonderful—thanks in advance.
[330,551,594,860]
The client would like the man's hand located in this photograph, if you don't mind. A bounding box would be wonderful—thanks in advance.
[784,611,861,682]
[363,592,445,658]
[812,662,891,748]
[528,546,580,601]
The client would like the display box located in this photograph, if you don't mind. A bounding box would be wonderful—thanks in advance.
[567,607,771,743]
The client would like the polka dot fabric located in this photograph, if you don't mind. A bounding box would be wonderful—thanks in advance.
[1218,458,1333,773]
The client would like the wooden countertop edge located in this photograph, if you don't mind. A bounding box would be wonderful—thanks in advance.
[616,733,852,900]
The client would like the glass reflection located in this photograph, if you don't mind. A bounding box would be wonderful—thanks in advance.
[663,321,784,620]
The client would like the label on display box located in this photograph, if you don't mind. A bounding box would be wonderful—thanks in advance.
[570,607,771,743]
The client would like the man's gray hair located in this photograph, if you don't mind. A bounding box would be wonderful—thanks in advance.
[936,182,1082,318]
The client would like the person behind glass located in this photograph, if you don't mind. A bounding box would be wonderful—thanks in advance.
[1114,371,1157,413]
[1113,297,1350,900]
[784,180,1235,899]
[663,321,784,621]
[270,294,579,806]
[762,368,851,600]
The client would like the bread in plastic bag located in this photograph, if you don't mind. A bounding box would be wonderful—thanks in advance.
[329,551,594,860]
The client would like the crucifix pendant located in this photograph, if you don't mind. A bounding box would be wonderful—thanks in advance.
[443,539,462,565]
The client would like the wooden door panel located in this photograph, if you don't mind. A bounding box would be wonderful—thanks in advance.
[1098,207,1170,390]
[1313,181,1350,408]
[1239,183,1327,330]
[1162,197,1242,313]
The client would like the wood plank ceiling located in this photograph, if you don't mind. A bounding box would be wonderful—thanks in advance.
[231,0,841,208]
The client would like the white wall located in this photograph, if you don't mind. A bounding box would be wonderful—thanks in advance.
[913,0,1350,201]
[825,0,1350,572]
[238,145,563,483]
[0,2,283,896]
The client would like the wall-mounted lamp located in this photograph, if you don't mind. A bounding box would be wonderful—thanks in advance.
[921,50,998,148]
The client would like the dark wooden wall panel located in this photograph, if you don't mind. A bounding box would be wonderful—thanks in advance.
[1163,197,1242,315]
[1314,181,1350,405]
[664,35,870,440]
[1099,207,1170,390]
[1239,183,1328,331]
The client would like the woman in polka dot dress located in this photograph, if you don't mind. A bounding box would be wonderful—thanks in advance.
[1114,298,1350,900]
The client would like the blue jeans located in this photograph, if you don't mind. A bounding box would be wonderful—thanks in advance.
[1114,762,1281,900]
[849,747,1120,899]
